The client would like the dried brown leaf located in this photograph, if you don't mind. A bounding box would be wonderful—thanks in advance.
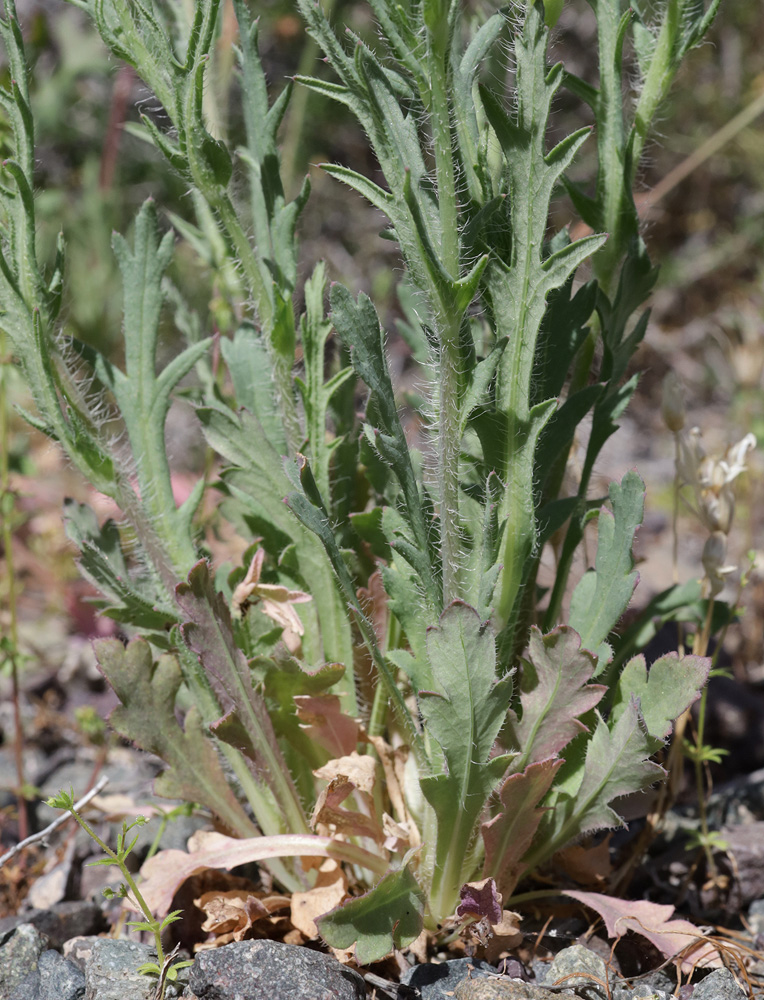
[290,860,348,939]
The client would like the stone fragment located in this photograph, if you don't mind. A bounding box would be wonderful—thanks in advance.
[691,968,748,1000]
[0,923,51,1000]
[80,937,158,1000]
[9,948,86,1000]
[543,944,609,991]
[454,979,566,1000]
[401,958,496,1000]
[182,939,365,1000]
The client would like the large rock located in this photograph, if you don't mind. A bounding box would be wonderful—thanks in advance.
[9,948,85,1000]
[0,923,51,1000]
[182,939,366,1000]
[68,936,158,1000]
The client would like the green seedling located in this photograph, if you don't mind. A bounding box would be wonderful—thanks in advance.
[46,788,193,999]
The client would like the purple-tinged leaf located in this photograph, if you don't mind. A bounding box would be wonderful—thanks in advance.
[504,626,605,769]
[564,891,722,971]
[523,700,664,872]
[611,652,710,740]
[251,656,345,768]
[176,560,307,834]
[481,758,563,896]
[456,877,502,924]
[294,693,361,757]
[95,637,256,838]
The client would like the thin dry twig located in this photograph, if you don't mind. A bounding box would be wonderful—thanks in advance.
[0,774,109,868]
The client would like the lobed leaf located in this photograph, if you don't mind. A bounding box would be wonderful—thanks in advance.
[176,560,308,836]
[94,637,256,838]
[503,626,605,770]
[611,652,710,740]
[482,758,563,897]
[526,699,663,870]
[564,891,722,971]
[418,602,513,918]
[568,471,644,669]
[316,866,425,965]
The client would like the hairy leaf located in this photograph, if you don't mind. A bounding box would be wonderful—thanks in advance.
[611,652,709,740]
[419,602,513,919]
[317,866,425,964]
[527,698,663,871]
[568,471,644,668]
[482,758,563,897]
[95,637,256,838]
[176,560,307,836]
[504,626,605,770]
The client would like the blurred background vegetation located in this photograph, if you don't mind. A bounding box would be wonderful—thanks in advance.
[2,0,764,675]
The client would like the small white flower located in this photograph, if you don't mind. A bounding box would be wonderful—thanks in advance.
[675,426,705,487]
[701,531,737,597]
[676,429,756,536]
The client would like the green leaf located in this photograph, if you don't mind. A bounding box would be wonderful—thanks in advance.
[63,500,176,638]
[197,404,355,679]
[477,5,605,633]
[297,262,355,504]
[525,699,663,869]
[611,652,710,740]
[329,283,438,603]
[285,459,424,766]
[176,560,308,836]
[418,602,513,920]
[321,164,394,215]
[108,199,209,574]
[607,579,709,673]
[94,637,256,837]
[252,655,345,775]
[317,866,425,964]
[568,471,644,669]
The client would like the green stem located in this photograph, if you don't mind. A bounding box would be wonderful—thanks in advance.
[592,2,628,295]
[425,11,463,605]
[437,315,465,605]
[280,0,339,197]
[632,0,681,170]
[68,809,165,969]
[0,334,26,842]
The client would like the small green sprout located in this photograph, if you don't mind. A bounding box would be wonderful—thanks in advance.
[46,788,192,999]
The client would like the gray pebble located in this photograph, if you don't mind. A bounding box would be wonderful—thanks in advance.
[691,968,748,1000]
[543,945,610,991]
[402,958,496,1000]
